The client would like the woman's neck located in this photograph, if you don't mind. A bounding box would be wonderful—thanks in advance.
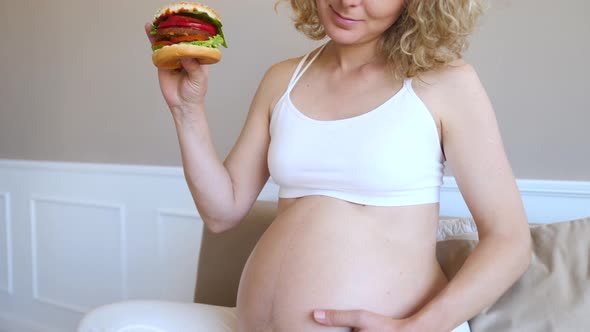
[323,39,386,73]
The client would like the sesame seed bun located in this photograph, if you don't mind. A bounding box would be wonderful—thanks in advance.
[153,2,221,23]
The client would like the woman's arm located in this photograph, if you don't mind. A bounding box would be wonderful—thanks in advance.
[173,60,296,233]
[146,23,294,233]
[409,62,532,331]
[173,62,275,233]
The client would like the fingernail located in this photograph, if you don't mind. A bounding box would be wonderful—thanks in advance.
[314,310,326,321]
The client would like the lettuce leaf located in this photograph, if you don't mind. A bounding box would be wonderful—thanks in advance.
[152,34,226,52]
[180,34,226,48]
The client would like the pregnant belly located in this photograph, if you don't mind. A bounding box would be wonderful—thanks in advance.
[236,197,447,332]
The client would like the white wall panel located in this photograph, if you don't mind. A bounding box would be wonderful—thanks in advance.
[0,193,13,295]
[0,159,588,332]
[31,196,127,313]
[157,210,204,303]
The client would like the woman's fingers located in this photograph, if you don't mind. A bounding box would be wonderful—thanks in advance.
[180,58,207,81]
[144,22,156,45]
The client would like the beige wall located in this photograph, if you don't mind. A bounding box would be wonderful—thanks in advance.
[0,0,588,180]
[465,0,589,180]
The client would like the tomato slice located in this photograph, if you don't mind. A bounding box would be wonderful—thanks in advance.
[170,35,209,43]
[163,15,205,25]
[158,15,217,35]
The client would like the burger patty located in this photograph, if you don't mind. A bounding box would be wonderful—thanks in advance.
[155,27,212,41]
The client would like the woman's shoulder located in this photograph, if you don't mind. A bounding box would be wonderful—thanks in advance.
[412,59,498,122]
[257,55,307,113]
[263,45,323,85]
[413,59,489,116]
[263,57,302,86]
[259,47,323,103]
[414,59,481,92]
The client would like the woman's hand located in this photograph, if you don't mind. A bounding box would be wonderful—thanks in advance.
[313,309,419,332]
[144,22,208,119]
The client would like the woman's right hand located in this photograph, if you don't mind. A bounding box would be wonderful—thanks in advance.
[145,22,209,120]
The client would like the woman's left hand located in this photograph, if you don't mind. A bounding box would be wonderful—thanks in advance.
[312,309,417,332]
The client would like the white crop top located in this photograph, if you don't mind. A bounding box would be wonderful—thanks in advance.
[268,45,445,206]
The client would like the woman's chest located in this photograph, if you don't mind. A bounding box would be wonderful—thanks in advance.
[268,94,442,193]
[289,76,403,121]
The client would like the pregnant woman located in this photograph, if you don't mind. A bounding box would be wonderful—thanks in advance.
[152,0,531,331]
[80,1,531,331]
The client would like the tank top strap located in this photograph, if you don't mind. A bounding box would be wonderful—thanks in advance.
[287,52,312,88]
[403,78,413,90]
[286,43,328,93]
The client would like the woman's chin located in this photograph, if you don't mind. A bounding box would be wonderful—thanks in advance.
[325,33,362,46]
[324,28,376,46]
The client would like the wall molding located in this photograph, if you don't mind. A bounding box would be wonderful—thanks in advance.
[156,208,201,265]
[441,177,590,199]
[438,177,590,223]
[156,209,203,301]
[0,159,588,223]
[0,159,183,178]
[156,208,201,275]
[0,192,13,295]
[0,313,60,332]
[30,195,128,313]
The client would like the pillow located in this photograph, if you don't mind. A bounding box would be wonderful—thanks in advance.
[436,217,590,331]
[437,217,479,241]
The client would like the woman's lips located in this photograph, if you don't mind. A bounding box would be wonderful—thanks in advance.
[330,5,361,25]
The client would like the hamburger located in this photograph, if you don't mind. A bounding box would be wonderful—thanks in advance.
[150,2,227,69]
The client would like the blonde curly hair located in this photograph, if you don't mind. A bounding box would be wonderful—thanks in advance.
[279,0,485,78]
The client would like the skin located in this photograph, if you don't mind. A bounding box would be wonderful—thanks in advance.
[145,0,532,330]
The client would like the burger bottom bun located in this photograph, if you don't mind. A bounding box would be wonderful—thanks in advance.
[152,44,221,69]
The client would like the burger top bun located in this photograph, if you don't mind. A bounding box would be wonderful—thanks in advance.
[152,44,222,69]
[153,2,221,22]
